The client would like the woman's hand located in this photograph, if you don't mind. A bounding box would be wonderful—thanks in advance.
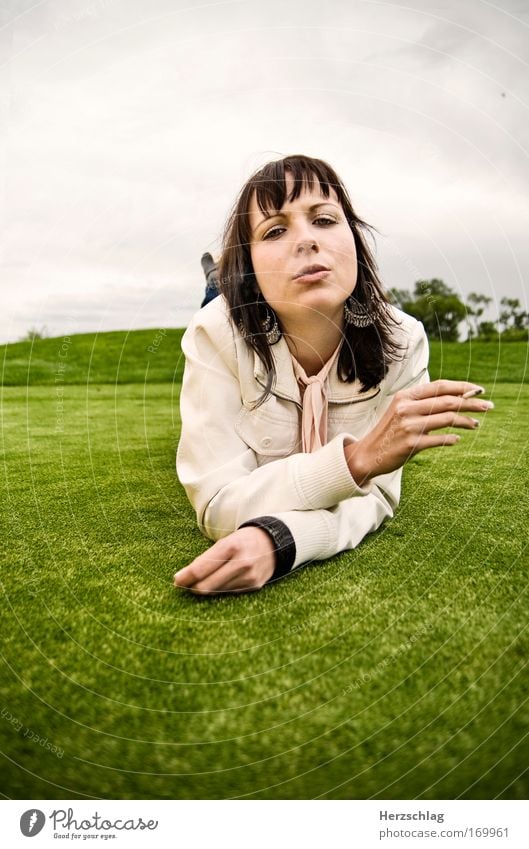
[346,380,494,486]
[173,526,276,595]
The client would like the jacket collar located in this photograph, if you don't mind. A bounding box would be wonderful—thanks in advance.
[253,338,380,405]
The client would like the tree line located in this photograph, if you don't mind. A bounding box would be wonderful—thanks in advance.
[388,279,528,342]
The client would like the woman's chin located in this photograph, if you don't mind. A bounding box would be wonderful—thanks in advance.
[280,295,345,327]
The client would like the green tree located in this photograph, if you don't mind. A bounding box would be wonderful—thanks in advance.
[389,279,466,341]
[477,321,499,341]
[498,298,528,331]
[497,298,529,341]
[465,292,492,339]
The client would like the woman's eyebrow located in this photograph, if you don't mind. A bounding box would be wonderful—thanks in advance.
[252,201,339,234]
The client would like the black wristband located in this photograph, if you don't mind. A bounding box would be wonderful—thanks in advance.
[238,516,296,584]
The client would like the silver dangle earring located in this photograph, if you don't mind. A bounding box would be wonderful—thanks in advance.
[262,306,281,344]
[344,295,375,328]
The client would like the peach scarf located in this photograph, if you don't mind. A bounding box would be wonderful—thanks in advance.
[291,344,342,453]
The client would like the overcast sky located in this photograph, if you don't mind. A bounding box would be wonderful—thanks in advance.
[1,0,528,343]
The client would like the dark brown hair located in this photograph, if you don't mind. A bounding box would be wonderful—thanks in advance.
[218,154,401,397]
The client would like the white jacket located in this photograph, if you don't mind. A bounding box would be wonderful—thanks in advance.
[176,295,429,569]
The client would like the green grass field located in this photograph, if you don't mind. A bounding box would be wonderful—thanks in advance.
[1,330,528,799]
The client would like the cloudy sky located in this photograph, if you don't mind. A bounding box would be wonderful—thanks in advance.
[1,0,528,342]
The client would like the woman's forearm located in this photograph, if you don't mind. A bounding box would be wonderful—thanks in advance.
[265,479,401,568]
[193,431,372,541]
[344,440,372,488]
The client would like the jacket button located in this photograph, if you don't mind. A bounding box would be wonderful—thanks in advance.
[261,436,272,448]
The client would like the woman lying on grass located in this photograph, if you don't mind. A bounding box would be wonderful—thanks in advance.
[174,154,492,595]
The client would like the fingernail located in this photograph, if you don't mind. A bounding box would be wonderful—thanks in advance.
[480,401,494,410]
[471,418,480,427]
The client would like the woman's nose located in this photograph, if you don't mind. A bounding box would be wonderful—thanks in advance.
[296,239,318,254]
[290,217,319,252]
[294,230,319,253]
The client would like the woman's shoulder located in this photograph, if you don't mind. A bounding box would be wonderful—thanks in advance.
[383,304,428,360]
[185,294,232,333]
[380,304,429,390]
[385,303,425,338]
[181,295,253,377]
[182,295,237,351]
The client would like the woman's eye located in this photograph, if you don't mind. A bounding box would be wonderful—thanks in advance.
[263,226,285,240]
[262,217,336,240]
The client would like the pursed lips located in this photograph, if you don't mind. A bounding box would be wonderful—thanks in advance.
[292,264,331,280]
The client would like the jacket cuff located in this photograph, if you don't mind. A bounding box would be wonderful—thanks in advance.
[238,516,296,583]
[293,433,372,509]
[268,510,336,568]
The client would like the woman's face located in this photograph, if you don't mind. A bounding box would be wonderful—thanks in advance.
[248,174,358,330]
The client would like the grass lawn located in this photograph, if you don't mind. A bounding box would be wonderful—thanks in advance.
[1,331,528,799]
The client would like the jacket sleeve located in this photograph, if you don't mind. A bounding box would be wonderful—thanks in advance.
[176,313,374,540]
[264,319,430,567]
[176,307,429,567]
[266,485,401,568]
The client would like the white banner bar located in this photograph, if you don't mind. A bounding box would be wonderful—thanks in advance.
[1,800,528,848]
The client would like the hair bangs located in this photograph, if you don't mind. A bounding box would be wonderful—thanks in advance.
[251,157,335,220]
